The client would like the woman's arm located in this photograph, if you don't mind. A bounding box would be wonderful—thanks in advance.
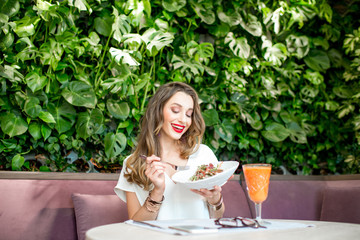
[126,189,165,221]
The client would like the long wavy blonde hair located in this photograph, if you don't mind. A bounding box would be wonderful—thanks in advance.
[124,82,205,190]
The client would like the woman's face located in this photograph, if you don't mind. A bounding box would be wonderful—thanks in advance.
[160,91,194,141]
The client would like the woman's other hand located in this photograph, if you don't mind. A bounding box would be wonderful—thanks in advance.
[190,185,222,205]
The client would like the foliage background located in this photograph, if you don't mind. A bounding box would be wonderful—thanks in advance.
[0,0,359,175]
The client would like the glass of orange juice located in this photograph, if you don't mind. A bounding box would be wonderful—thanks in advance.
[242,163,271,224]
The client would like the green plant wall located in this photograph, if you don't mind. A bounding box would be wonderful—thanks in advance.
[0,0,359,174]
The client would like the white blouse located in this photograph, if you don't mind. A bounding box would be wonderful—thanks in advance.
[114,144,218,220]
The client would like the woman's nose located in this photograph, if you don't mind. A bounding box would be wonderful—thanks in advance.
[178,113,187,123]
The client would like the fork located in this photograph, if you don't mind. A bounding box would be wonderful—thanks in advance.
[139,154,190,171]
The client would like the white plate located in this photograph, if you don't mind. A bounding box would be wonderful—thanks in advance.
[171,161,239,190]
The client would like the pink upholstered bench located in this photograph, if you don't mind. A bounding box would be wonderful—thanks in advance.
[1,172,360,240]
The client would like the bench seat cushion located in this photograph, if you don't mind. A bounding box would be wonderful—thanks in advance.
[320,186,360,224]
[72,194,128,240]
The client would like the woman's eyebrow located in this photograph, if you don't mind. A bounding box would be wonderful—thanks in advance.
[171,103,193,110]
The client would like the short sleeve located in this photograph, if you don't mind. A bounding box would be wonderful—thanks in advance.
[114,157,137,202]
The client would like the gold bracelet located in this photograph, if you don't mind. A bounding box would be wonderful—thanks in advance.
[144,191,164,213]
[144,197,160,213]
[207,194,223,211]
[148,190,164,204]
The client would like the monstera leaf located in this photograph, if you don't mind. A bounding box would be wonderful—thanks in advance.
[261,122,289,142]
[109,47,140,66]
[190,0,215,25]
[214,119,236,143]
[112,9,131,42]
[47,101,76,134]
[104,132,127,159]
[238,13,262,37]
[263,43,287,66]
[61,81,97,108]
[287,122,307,144]
[76,108,104,139]
[145,30,174,57]
[225,32,251,59]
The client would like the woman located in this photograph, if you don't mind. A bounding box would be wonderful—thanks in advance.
[114,82,224,221]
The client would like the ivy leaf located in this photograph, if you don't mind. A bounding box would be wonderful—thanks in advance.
[29,122,42,140]
[261,122,289,142]
[14,16,40,37]
[214,119,236,144]
[304,49,330,72]
[24,97,42,118]
[1,113,28,138]
[0,0,20,17]
[94,16,112,37]
[202,109,219,126]
[25,71,48,93]
[47,101,76,134]
[12,154,24,170]
[39,111,56,124]
[162,0,186,12]
[41,124,52,141]
[76,109,104,139]
[106,100,130,120]
[61,81,97,108]
[0,65,24,83]
[249,139,263,152]
[39,38,64,71]
[104,132,127,159]
[245,112,263,131]
[0,32,14,49]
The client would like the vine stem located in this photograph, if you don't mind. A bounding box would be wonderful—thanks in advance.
[94,32,112,91]
[140,57,155,112]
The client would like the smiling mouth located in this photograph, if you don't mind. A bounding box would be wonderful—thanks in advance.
[171,123,185,133]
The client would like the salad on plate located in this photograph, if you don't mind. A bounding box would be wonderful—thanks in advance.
[189,163,223,181]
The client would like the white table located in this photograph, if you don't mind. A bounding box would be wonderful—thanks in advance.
[86,220,360,240]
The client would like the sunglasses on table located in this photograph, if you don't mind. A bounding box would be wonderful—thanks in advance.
[215,217,267,229]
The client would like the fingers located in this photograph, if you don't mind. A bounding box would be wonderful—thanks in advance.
[190,185,222,199]
[144,155,166,189]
